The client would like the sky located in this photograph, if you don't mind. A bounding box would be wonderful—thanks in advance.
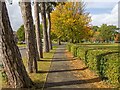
[6,0,119,31]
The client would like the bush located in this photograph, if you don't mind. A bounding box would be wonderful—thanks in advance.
[66,43,73,52]
[67,43,120,87]
[103,53,119,87]
[71,45,79,57]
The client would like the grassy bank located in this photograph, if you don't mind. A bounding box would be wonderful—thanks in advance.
[17,43,26,47]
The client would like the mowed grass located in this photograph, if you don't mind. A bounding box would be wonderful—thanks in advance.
[0,68,8,88]
[0,72,2,88]
[17,44,26,47]
[23,46,57,88]
[75,43,119,50]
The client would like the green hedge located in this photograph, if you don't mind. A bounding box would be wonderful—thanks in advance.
[66,43,120,87]
[104,53,119,86]
[66,43,73,52]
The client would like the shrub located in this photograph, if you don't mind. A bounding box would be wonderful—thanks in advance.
[71,45,79,57]
[66,44,79,57]
[66,43,120,87]
[103,53,119,87]
[66,43,73,52]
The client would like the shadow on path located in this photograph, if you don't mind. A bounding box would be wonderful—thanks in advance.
[44,45,99,89]
[39,58,76,62]
[44,77,101,88]
[38,67,88,73]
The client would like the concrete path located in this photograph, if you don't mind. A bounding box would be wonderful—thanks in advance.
[44,45,95,89]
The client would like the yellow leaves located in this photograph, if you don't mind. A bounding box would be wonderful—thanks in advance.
[51,2,92,40]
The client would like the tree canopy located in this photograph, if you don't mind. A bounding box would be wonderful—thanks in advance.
[17,25,25,42]
[98,24,117,42]
[90,24,117,43]
[51,2,92,43]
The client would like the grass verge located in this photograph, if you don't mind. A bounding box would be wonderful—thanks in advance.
[23,46,57,89]
[17,44,26,47]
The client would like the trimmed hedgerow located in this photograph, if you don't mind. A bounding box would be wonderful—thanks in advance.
[66,43,73,52]
[103,53,119,87]
[66,43,120,87]
[71,45,79,57]
[86,49,119,87]
[66,43,79,57]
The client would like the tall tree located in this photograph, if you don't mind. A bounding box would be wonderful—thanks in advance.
[98,24,117,42]
[47,7,52,49]
[17,25,25,42]
[0,2,33,88]
[41,2,49,52]
[51,2,91,44]
[115,33,120,43]
[19,2,39,73]
[46,3,56,49]
[34,0,43,58]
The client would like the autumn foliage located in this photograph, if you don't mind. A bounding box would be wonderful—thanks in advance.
[51,2,92,43]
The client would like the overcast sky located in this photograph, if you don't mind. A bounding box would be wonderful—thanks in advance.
[6,0,119,31]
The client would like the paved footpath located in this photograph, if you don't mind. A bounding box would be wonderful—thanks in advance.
[44,44,95,89]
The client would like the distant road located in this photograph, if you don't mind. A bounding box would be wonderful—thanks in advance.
[19,43,61,58]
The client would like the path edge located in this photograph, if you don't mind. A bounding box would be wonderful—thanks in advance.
[42,48,58,90]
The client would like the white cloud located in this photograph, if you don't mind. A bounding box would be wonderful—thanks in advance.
[6,1,118,31]
[7,3,23,31]
[6,2,35,31]
[91,4,118,27]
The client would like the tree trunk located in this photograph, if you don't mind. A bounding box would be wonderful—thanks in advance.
[58,38,61,45]
[47,12,52,50]
[0,2,33,88]
[34,1,43,58]
[41,2,49,52]
[115,33,120,43]
[19,2,39,73]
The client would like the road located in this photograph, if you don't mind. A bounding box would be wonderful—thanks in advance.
[19,43,58,58]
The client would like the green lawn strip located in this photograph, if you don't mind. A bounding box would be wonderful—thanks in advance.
[52,41,58,44]
[0,64,8,88]
[23,46,57,88]
[0,72,2,88]
[0,73,8,88]
[17,44,26,47]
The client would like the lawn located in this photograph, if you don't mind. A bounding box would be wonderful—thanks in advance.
[0,67,8,88]
[17,43,26,47]
[71,43,119,51]
[0,72,2,88]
